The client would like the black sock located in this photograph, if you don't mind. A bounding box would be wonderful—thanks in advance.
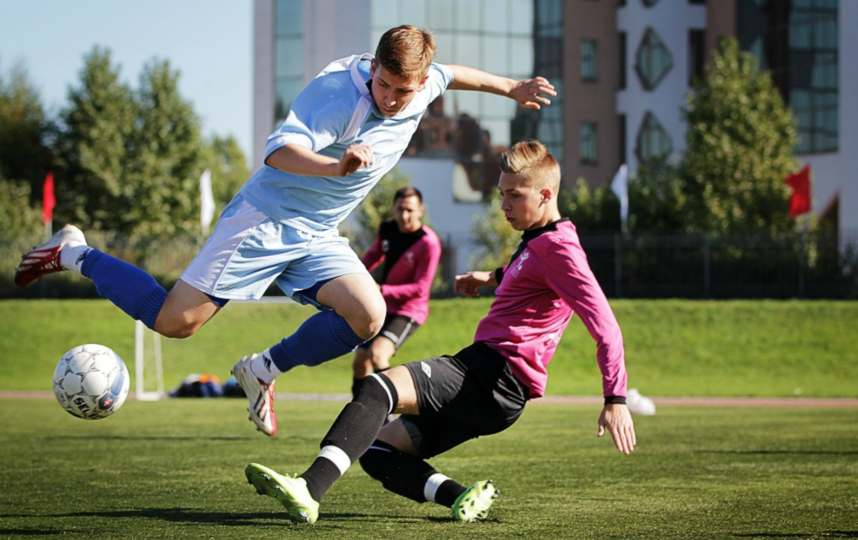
[301,374,399,502]
[359,440,466,507]
[351,377,363,399]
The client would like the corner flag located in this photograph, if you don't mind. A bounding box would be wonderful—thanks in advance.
[611,164,629,233]
[199,169,215,235]
[785,165,811,219]
[42,172,56,226]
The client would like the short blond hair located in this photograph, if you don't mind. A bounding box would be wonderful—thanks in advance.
[375,25,436,80]
[499,140,561,191]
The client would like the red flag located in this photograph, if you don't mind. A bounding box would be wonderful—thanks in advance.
[785,165,811,219]
[42,172,56,225]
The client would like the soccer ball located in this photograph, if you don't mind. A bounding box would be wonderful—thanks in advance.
[53,344,130,420]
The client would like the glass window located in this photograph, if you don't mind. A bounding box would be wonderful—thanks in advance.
[581,40,598,81]
[619,32,626,89]
[636,112,672,163]
[483,36,509,75]
[275,0,302,36]
[371,0,400,29]
[580,123,598,164]
[642,0,660,6]
[635,27,673,90]
[688,29,706,84]
[510,37,534,79]
[482,0,509,34]
[510,0,534,34]
[456,0,481,32]
[455,34,481,66]
[428,0,454,31]
[275,38,303,78]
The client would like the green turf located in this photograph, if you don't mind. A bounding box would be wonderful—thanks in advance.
[0,399,856,538]
[1,298,856,397]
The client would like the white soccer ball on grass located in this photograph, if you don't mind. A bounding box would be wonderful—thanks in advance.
[53,344,130,420]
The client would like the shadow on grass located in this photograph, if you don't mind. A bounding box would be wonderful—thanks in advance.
[0,530,68,536]
[734,532,858,538]
[9,508,463,527]
[699,450,858,456]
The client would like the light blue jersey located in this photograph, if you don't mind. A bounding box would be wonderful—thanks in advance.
[240,54,454,234]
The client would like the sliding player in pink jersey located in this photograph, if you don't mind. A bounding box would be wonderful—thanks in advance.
[351,186,441,399]
[243,140,636,524]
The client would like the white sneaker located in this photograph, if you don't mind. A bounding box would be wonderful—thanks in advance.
[14,224,87,288]
[626,388,656,416]
[231,354,277,436]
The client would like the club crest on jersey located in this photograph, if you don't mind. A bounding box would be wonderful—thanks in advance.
[510,251,530,277]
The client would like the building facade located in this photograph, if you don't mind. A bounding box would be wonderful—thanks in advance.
[253,0,856,257]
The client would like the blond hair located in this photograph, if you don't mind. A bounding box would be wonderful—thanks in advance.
[499,140,561,191]
[375,25,436,80]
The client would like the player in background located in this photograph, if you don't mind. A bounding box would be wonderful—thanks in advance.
[243,140,636,524]
[351,186,441,400]
[14,26,555,438]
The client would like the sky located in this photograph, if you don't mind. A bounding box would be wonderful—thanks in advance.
[0,0,253,159]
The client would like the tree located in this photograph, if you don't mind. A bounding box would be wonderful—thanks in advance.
[557,178,620,232]
[628,159,688,232]
[681,37,798,234]
[0,174,42,238]
[200,135,249,226]
[469,192,521,270]
[57,47,136,232]
[347,167,410,254]
[0,61,55,201]
[126,59,205,237]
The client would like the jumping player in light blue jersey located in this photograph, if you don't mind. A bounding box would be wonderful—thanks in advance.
[15,25,556,437]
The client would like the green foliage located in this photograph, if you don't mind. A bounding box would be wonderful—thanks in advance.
[57,47,138,233]
[347,166,410,253]
[126,59,205,238]
[468,192,521,269]
[200,134,249,222]
[0,61,55,197]
[53,47,245,239]
[557,178,620,232]
[628,159,688,232]
[0,176,42,237]
[681,37,798,234]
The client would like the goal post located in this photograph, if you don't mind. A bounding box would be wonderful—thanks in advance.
[135,320,165,400]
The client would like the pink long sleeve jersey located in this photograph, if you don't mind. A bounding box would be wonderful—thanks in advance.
[362,221,442,325]
[473,219,628,399]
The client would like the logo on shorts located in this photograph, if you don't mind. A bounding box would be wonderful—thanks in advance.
[382,240,390,253]
[421,361,432,378]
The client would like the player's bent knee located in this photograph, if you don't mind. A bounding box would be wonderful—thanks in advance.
[358,442,389,481]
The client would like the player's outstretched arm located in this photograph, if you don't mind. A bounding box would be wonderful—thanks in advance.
[266,143,374,177]
[447,65,556,110]
[454,270,497,297]
[597,403,636,455]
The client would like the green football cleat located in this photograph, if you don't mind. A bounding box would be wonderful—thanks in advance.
[451,480,499,522]
[245,463,319,524]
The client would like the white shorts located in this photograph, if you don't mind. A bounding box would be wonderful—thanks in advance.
[180,194,368,305]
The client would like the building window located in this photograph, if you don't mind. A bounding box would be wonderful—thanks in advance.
[273,0,304,125]
[618,32,626,89]
[688,29,706,85]
[635,27,673,90]
[581,40,598,81]
[736,0,838,154]
[636,112,672,163]
[618,114,627,166]
[642,0,660,6]
[580,122,598,164]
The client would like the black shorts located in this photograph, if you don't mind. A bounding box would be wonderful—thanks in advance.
[400,342,530,459]
[359,313,419,352]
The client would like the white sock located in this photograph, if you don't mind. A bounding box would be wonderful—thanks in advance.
[423,473,451,503]
[249,349,283,384]
[60,243,92,274]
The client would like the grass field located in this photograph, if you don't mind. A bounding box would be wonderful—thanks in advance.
[2,298,857,397]
[1,298,857,537]
[1,399,856,539]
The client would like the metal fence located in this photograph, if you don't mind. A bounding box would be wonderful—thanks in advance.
[3,230,857,300]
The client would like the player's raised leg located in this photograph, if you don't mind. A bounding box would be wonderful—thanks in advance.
[15,225,220,337]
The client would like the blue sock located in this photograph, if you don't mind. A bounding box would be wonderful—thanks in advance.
[80,250,167,330]
[268,310,365,372]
